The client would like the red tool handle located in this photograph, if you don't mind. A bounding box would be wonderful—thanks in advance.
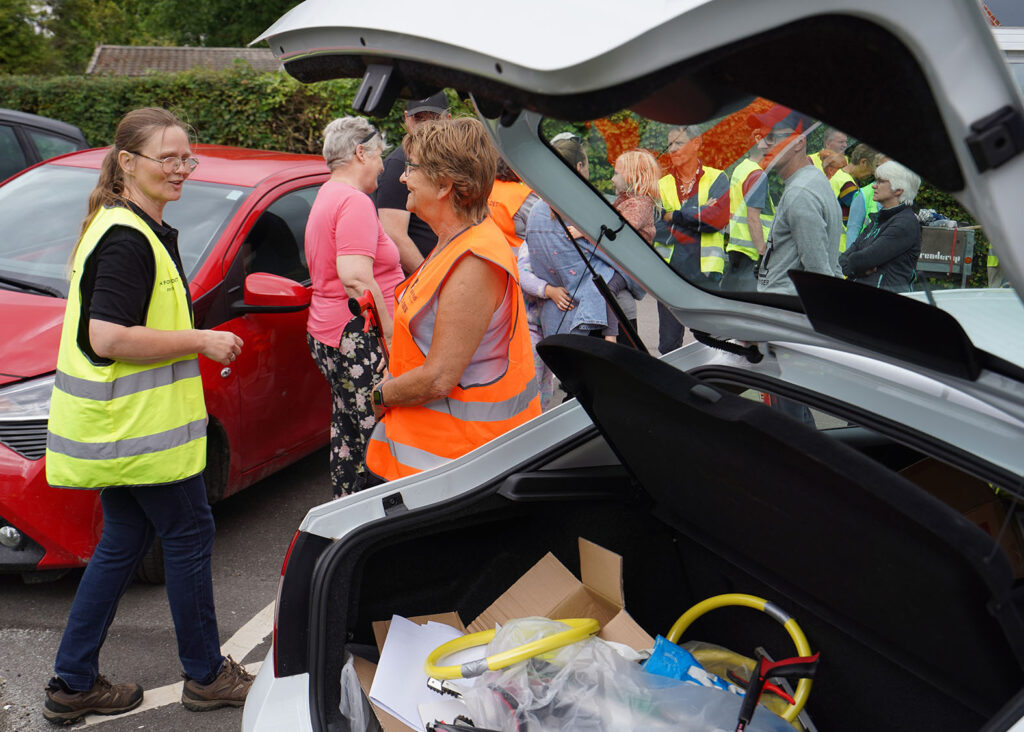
[347,289,389,367]
[735,652,819,731]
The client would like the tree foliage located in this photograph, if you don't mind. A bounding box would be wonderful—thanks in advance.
[0,0,302,76]
[0,0,61,75]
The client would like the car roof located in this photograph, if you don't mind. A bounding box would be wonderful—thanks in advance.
[49,144,328,187]
[0,108,87,143]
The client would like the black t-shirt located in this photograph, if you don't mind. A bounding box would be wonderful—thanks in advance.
[376,146,437,258]
[77,202,191,364]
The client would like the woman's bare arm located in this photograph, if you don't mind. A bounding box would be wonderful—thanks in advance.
[89,320,242,365]
[337,253,394,342]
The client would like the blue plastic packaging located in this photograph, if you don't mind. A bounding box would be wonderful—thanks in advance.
[643,635,745,696]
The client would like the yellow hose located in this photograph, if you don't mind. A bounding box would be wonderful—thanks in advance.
[667,593,812,724]
[424,618,600,680]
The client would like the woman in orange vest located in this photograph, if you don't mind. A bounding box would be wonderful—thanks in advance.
[488,157,539,248]
[366,117,540,481]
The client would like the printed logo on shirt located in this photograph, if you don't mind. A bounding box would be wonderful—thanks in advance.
[160,275,181,290]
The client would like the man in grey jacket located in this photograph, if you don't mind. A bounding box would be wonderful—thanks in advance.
[755,108,843,295]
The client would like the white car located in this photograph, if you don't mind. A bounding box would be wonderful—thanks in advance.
[244,1,1024,730]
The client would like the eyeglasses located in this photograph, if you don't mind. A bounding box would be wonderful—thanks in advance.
[763,130,795,145]
[134,152,199,174]
[404,161,421,175]
[358,129,379,146]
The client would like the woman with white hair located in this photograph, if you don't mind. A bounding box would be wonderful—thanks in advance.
[838,159,922,292]
[305,116,403,498]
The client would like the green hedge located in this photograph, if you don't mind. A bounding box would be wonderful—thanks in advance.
[0,64,472,154]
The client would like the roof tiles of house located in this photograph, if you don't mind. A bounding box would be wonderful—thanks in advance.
[86,45,282,75]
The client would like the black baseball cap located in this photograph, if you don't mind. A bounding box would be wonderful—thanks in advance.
[406,92,449,115]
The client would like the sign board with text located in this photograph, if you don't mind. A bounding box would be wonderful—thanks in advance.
[917,226,975,287]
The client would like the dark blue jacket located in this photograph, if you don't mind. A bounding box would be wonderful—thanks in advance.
[839,203,921,292]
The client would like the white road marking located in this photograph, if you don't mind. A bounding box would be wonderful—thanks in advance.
[80,601,274,726]
[221,602,276,662]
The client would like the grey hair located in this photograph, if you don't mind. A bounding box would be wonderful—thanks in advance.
[681,124,703,140]
[875,160,921,205]
[822,127,845,144]
[322,116,388,170]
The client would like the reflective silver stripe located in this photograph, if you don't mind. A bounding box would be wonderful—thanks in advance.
[421,379,539,423]
[728,218,754,247]
[47,418,206,461]
[370,423,450,471]
[55,359,201,402]
[763,601,793,625]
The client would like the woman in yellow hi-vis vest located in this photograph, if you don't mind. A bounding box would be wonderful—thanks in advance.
[366,118,540,482]
[43,109,252,725]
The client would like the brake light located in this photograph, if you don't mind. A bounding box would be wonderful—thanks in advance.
[272,530,302,678]
[270,529,332,678]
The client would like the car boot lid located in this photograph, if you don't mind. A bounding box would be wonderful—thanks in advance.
[257,0,1024,410]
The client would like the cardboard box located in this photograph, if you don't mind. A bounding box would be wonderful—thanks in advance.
[357,538,654,731]
[900,457,1024,578]
[468,537,654,651]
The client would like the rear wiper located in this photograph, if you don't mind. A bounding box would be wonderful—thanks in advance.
[0,275,64,298]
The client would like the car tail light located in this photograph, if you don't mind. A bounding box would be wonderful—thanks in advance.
[272,529,331,678]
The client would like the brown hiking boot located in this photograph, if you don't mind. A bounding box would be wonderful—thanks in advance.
[43,675,143,725]
[181,656,254,711]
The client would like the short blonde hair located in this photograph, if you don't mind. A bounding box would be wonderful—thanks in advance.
[404,117,497,222]
[614,149,661,199]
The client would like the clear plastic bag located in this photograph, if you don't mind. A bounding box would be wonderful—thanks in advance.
[339,653,377,732]
[460,618,793,732]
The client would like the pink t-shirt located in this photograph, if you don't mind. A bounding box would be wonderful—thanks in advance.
[305,180,404,346]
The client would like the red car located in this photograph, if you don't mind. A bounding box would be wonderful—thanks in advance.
[0,145,331,579]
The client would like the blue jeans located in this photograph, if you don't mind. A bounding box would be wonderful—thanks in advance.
[54,475,224,690]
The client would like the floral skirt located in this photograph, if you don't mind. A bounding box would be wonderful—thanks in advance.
[307,322,382,498]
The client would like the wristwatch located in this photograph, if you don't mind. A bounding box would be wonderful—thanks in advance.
[372,385,386,407]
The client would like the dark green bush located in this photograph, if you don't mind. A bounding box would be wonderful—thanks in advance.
[0,65,472,154]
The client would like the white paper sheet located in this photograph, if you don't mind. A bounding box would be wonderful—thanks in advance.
[368,615,469,731]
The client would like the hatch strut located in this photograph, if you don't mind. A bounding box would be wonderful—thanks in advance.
[691,330,763,364]
[550,211,648,354]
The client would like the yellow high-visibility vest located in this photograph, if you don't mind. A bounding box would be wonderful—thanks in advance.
[829,168,858,253]
[657,169,726,275]
[46,206,207,489]
[727,158,774,262]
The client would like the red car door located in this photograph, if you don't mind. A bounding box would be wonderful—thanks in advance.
[227,184,329,486]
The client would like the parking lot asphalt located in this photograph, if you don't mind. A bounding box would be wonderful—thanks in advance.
[0,448,331,732]
[0,295,668,732]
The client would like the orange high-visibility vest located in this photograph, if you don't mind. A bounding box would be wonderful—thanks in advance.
[487,180,534,247]
[366,217,540,481]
